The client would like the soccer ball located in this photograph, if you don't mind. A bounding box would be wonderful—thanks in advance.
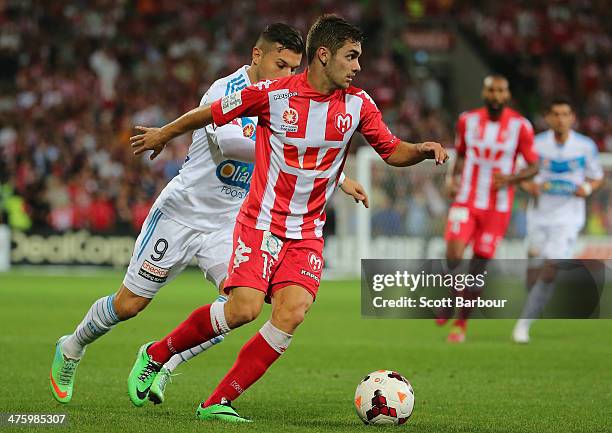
[354,370,415,425]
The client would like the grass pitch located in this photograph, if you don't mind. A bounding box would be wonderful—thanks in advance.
[1,268,611,433]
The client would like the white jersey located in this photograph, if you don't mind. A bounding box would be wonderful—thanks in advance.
[527,130,603,229]
[154,65,255,231]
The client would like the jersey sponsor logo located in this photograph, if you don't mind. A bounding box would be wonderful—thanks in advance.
[138,260,170,283]
[273,91,297,101]
[541,156,586,173]
[541,179,577,196]
[308,251,323,272]
[300,268,320,282]
[221,91,243,114]
[281,108,299,132]
[261,231,283,260]
[334,113,353,134]
[232,237,251,270]
[216,160,253,191]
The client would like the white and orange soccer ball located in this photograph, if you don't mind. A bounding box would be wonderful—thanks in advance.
[354,370,415,426]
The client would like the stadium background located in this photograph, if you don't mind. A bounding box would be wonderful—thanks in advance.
[1,2,611,433]
[1,0,611,272]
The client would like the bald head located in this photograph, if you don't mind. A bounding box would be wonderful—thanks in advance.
[483,75,508,90]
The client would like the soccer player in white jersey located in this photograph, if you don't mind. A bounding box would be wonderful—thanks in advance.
[49,23,368,405]
[512,98,604,343]
[127,14,448,422]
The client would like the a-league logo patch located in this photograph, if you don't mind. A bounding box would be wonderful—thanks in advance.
[221,91,243,114]
[261,231,283,260]
[281,108,299,133]
[283,108,298,124]
[308,252,323,272]
[138,260,170,283]
[334,113,353,134]
[242,123,255,138]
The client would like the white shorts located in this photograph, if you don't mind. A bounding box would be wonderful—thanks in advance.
[527,223,579,260]
[123,207,233,298]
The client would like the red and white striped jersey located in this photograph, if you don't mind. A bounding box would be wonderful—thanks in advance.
[211,71,399,239]
[454,107,537,212]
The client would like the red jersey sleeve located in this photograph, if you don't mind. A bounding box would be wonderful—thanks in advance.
[356,90,400,160]
[211,83,270,126]
[517,118,537,163]
[455,113,467,156]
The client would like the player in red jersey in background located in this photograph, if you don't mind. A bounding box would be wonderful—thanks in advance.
[440,75,539,343]
[127,14,448,422]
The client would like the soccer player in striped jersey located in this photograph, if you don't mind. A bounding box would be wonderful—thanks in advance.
[513,97,604,343]
[128,14,447,422]
[439,75,539,343]
[49,23,368,405]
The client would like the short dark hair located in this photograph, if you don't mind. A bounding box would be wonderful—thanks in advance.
[257,23,304,54]
[306,14,364,64]
[546,96,574,112]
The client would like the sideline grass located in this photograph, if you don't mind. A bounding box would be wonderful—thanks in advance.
[1,269,611,432]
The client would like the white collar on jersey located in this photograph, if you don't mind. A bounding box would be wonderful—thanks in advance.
[240,64,253,86]
[549,129,574,148]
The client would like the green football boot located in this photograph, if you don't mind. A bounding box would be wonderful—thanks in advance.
[127,342,161,407]
[49,336,81,404]
[196,398,252,423]
[148,367,174,405]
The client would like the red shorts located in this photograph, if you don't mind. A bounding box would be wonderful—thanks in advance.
[444,204,511,259]
[224,221,325,301]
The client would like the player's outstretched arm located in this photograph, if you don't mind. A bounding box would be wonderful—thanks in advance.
[130,104,214,160]
[385,141,449,167]
[340,177,369,208]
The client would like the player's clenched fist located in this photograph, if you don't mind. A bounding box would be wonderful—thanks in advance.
[130,126,170,160]
[416,141,449,165]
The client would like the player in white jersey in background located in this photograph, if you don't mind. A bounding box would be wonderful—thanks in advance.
[49,23,368,405]
[513,97,604,343]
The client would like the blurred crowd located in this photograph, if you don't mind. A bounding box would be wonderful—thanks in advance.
[0,0,452,234]
[458,0,612,151]
[0,0,609,237]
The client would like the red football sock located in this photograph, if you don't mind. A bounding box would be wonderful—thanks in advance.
[203,332,281,406]
[454,318,467,330]
[148,304,216,364]
[457,288,483,324]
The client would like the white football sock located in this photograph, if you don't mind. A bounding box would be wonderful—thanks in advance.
[259,320,293,354]
[521,279,556,320]
[61,294,122,359]
[210,295,231,335]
